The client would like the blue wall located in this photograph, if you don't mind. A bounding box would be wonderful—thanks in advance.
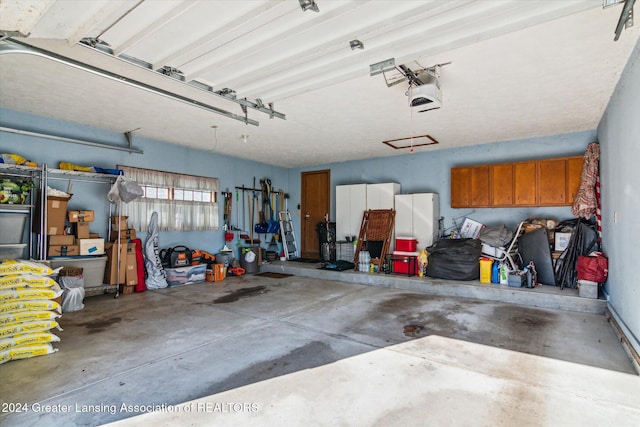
[0,108,288,259]
[2,106,594,258]
[289,132,593,239]
[597,41,640,347]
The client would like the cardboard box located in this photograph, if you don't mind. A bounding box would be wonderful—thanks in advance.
[110,216,128,231]
[120,284,135,295]
[48,244,79,257]
[125,243,138,286]
[79,238,105,256]
[104,242,127,285]
[459,218,484,239]
[68,210,95,223]
[35,195,71,235]
[89,233,100,238]
[75,222,90,239]
[554,232,572,251]
[49,235,75,246]
[110,228,137,241]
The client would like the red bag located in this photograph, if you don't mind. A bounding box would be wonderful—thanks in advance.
[133,238,147,292]
[577,252,608,282]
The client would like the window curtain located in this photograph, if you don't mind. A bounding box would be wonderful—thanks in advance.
[118,166,219,232]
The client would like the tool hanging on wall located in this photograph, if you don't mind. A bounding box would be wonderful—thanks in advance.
[235,190,242,251]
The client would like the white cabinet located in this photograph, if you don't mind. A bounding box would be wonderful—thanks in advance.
[366,183,400,210]
[335,184,367,241]
[394,193,439,250]
[335,183,400,241]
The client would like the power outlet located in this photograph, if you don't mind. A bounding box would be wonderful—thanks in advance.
[613,211,618,223]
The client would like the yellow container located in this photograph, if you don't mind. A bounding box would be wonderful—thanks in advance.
[479,257,493,284]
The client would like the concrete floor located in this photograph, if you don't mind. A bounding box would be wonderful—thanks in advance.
[1,268,638,426]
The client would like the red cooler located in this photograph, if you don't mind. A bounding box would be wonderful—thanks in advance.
[396,237,418,252]
[392,250,419,275]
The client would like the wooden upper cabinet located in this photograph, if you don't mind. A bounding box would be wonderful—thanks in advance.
[514,161,537,206]
[470,166,490,207]
[491,164,514,206]
[451,167,470,208]
[451,155,583,208]
[538,159,567,205]
[566,156,584,204]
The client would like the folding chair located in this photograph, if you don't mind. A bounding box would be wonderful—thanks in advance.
[482,221,526,272]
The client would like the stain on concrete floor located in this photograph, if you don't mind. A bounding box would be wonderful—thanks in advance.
[199,341,336,398]
[213,286,268,303]
[77,316,122,334]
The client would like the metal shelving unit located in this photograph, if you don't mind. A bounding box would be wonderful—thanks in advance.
[0,163,42,260]
[40,165,118,260]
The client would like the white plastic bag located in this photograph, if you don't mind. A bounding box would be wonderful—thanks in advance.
[108,175,143,203]
[62,287,85,312]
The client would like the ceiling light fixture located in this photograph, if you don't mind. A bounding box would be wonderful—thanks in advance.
[241,135,249,143]
[350,39,364,50]
[299,0,319,12]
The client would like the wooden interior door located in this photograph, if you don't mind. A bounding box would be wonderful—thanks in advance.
[301,169,330,259]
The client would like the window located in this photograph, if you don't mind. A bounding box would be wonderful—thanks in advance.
[117,166,219,231]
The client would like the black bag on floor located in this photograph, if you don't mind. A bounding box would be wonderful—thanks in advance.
[426,238,482,281]
[160,245,193,268]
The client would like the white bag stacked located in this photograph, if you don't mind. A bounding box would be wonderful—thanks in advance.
[0,260,63,364]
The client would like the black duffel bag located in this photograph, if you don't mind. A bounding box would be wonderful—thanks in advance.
[159,245,193,268]
[426,238,482,281]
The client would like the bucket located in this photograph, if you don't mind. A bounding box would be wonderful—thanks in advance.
[215,252,233,267]
[205,267,214,282]
[479,257,493,284]
[214,264,226,281]
[240,247,259,274]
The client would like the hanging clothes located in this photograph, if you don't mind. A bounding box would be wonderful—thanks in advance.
[572,142,600,219]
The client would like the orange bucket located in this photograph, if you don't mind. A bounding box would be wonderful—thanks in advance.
[205,268,214,282]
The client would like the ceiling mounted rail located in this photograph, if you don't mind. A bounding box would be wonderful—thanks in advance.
[79,38,286,121]
[0,38,262,126]
[0,126,144,154]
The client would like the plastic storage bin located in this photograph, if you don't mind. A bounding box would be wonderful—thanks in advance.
[578,280,598,299]
[165,264,206,286]
[49,256,108,289]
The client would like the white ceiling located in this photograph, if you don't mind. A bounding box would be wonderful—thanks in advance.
[0,0,638,168]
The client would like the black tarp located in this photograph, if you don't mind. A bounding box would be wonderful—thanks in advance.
[426,238,482,281]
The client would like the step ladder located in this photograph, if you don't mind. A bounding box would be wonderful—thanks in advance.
[279,210,299,259]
